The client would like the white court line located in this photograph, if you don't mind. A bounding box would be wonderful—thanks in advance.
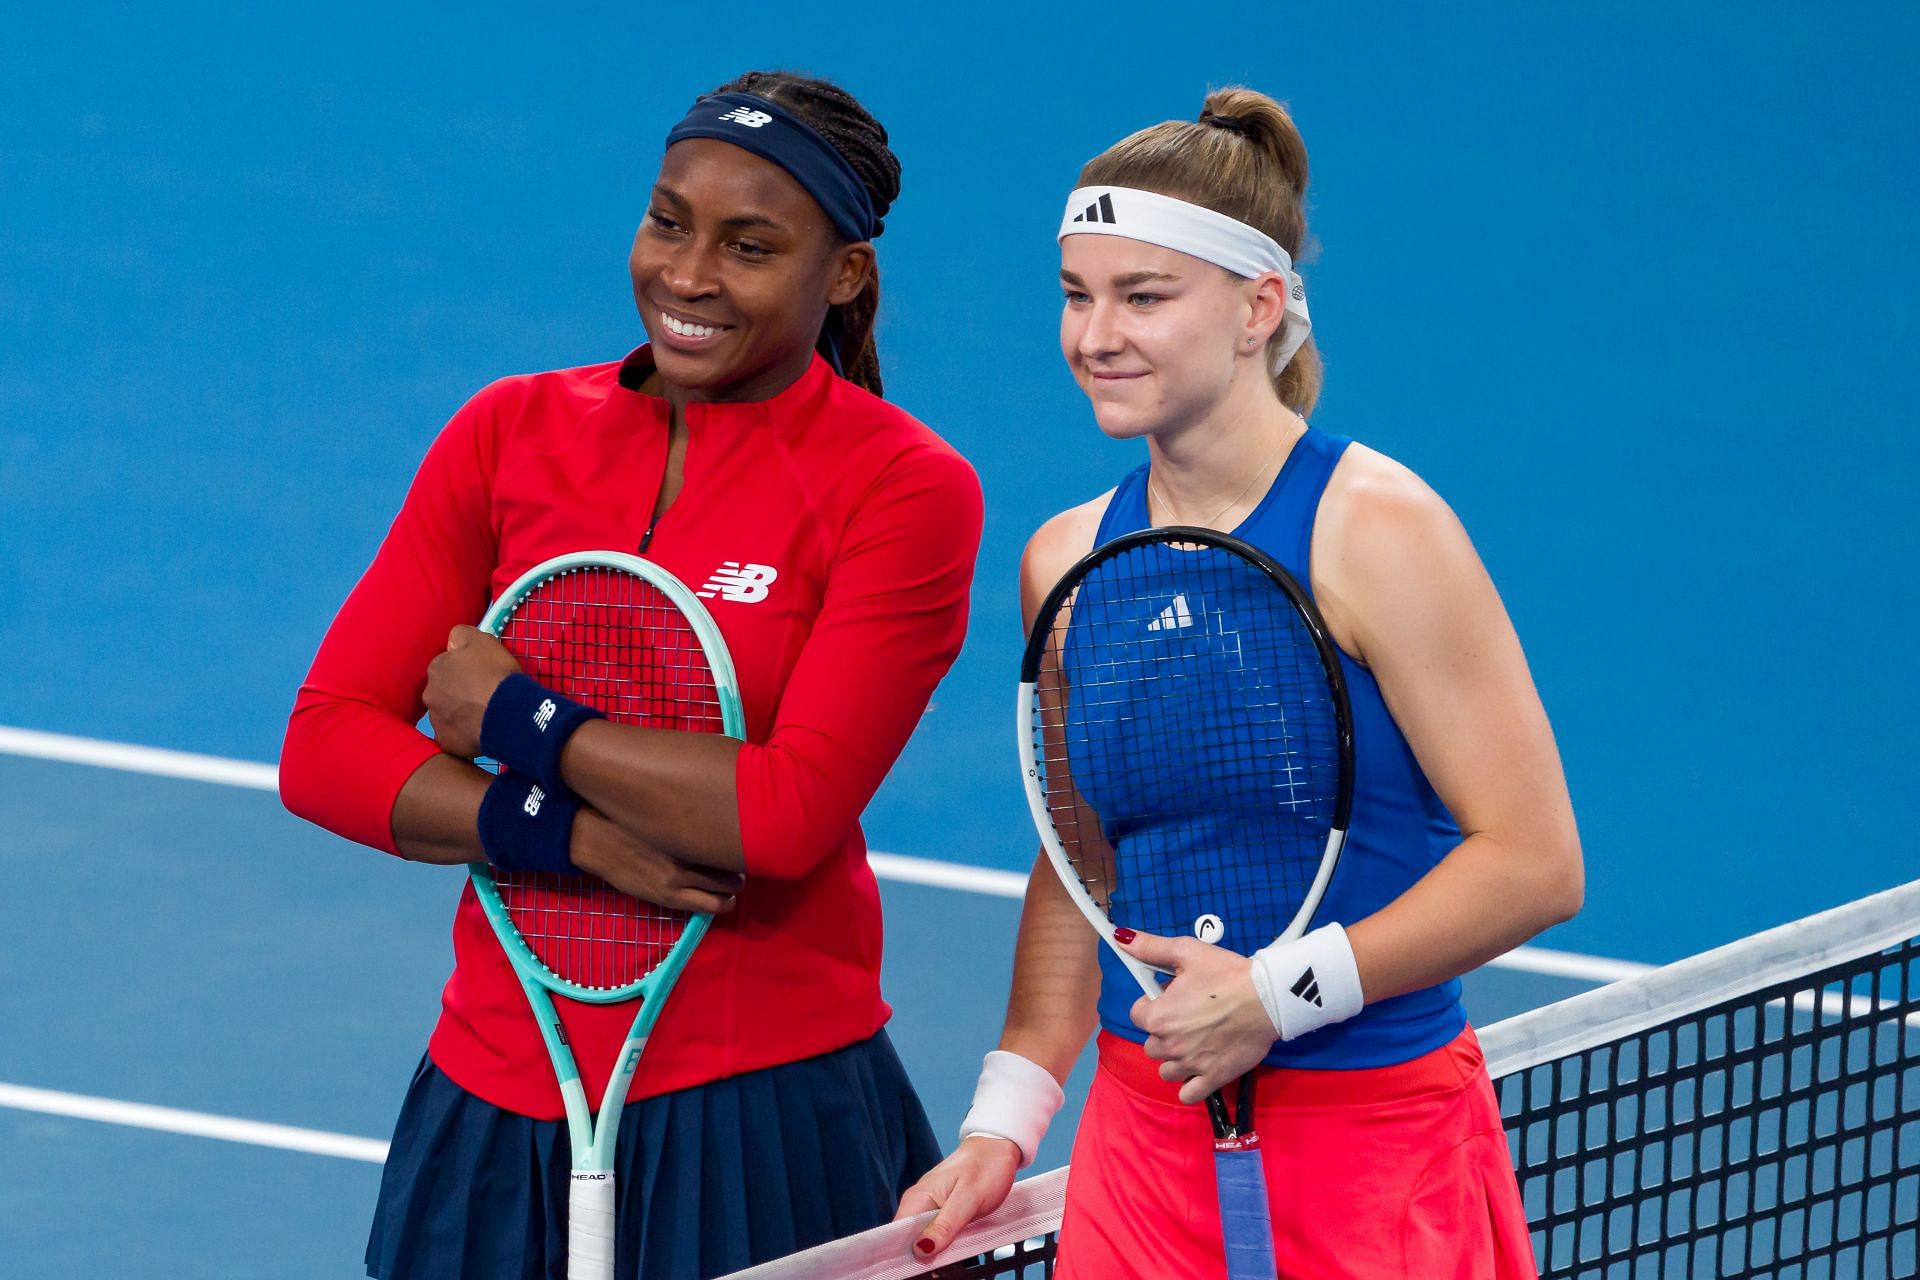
[0,1082,388,1163]
[0,724,1650,1161]
[1482,944,1650,983]
[0,726,279,791]
[867,850,1029,898]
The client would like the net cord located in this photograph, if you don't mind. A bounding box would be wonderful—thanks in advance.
[1480,875,1920,1076]
[717,1168,1068,1280]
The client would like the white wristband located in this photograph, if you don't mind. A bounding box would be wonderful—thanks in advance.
[957,1050,1064,1169]
[1247,923,1365,1041]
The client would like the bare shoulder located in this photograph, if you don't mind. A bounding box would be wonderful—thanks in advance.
[1321,442,1455,532]
[1019,491,1114,622]
[1317,442,1470,572]
[1313,443,1482,660]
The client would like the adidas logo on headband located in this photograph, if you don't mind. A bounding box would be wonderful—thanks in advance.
[717,106,773,128]
[1070,193,1117,225]
[1058,184,1314,375]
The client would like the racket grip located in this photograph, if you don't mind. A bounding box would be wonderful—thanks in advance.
[568,1171,616,1280]
[1214,1143,1278,1280]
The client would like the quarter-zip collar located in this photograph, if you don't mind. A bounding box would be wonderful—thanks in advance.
[615,343,835,439]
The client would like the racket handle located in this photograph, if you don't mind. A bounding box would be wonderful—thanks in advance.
[568,1170,616,1280]
[1214,1143,1278,1280]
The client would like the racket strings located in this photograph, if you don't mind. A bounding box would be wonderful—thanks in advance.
[1032,541,1343,950]
[492,565,719,990]
[494,873,683,990]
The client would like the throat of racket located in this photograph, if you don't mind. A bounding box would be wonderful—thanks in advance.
[1206,1074,1260,1151]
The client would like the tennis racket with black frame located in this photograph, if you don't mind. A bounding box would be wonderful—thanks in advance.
[1018,526,1354,1280]
[470,550,746,1280]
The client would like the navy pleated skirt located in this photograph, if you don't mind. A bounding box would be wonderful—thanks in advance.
[365,1030,941,1280]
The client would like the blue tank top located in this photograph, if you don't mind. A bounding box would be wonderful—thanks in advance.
[1089,427,1467,1069]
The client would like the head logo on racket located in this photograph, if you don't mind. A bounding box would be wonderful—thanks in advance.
[1194,913,1226,944]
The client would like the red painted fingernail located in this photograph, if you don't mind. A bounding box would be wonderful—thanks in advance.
[1113,927,1136,944]
[915,1238,937,1256]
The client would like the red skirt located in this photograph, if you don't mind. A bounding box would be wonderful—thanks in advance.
[1057,1026,1535,1279]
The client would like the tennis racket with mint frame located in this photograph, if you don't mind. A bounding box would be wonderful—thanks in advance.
[470,550,746,1280]
[1018,526,1354,1280]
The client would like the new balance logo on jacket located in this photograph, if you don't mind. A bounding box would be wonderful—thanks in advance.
[698,562,779,603]
[1290,967,1324,1008]
[1071,192,1117,224]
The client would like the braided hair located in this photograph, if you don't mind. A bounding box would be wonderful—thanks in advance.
[709,71,902,397]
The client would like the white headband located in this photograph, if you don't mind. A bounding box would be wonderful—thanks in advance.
[1058,185,1312,374]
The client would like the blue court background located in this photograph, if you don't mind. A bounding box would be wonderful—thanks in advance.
[3,5,1917,1276]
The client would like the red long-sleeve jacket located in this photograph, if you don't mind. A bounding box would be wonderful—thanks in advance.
[280,348,982,1117]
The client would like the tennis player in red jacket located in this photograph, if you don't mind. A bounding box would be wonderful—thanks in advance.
[280,71,982,1280]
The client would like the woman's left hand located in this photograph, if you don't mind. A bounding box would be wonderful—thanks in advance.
[424,625,522,759]
[1119,930,1277,1105]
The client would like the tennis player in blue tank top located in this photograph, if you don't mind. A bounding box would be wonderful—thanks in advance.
[900,87,1582,1279]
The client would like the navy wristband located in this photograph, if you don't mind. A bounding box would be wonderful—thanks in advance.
[477,770,581,875]
[479,672,603,792]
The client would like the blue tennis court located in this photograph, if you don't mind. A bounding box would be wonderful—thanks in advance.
[3,5,1916,1276]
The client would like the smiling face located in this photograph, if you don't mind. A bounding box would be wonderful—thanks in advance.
[1059,235,1272,440]
[630,137,871,403]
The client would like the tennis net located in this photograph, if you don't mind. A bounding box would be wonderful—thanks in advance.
[722,878,1920,1279]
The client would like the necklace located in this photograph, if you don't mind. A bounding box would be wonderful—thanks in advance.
[1147,435,1290,531]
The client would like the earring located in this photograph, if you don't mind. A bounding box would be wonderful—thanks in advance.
[1247,337,1257,346]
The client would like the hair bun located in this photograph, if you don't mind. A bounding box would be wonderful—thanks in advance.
[1198,111,1256,138]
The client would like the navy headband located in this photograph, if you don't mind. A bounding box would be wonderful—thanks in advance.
[663,92,878,244]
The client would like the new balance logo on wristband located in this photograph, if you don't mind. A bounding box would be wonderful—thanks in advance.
[532,698,557,731]
[1071,192,1117,224]
[1290,967,1324,1008]
[698,561,779,603]
[717,107,772,128]
[522,785,545,818]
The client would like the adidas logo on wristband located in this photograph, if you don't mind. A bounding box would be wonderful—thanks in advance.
[1290,967,1324,1008]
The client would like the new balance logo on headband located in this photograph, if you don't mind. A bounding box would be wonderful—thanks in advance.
[1147,594,1194,632]
[1290,967,1324,1008]
[1070,192,1117,225]
[717,107,773,128]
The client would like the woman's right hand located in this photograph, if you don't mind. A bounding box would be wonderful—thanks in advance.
[893,1135,1022,1261]
[570,805,743,915]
